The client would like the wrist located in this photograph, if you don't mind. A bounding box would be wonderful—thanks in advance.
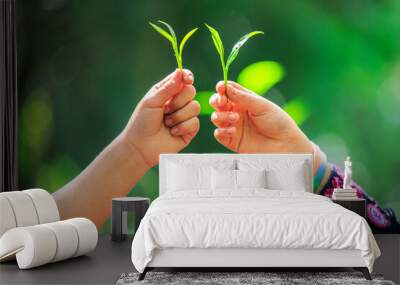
[117,131,152,175]
[311,142,331,192]
[311,142,326,175]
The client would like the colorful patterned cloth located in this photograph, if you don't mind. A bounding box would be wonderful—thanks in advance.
[319,164,400,234]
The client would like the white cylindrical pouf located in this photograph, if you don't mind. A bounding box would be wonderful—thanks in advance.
[64,218,98,257]
[24,189,60,224]
[0,218,97,269]
[0,226,57,269]
[0,192,39,227]
[0,196,17,237]
[43,221,79,262]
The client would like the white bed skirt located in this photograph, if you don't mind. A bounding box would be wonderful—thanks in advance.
[148,248,366,268]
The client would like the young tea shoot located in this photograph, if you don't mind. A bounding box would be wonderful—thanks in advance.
[149,20,198,70]
[205,24,264,87]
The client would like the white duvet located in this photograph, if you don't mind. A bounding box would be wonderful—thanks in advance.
[131,190,380,273]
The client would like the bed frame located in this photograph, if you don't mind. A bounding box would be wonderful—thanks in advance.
[139,154,371,280]
[140,248,370,280]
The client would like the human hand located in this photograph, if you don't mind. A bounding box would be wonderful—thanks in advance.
[210,81,313,155]
[122,69,200,168]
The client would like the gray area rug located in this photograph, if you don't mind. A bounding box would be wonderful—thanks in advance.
[117,272,396,285]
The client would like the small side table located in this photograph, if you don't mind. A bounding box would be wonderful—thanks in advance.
[332,199,366,218]
[111,197,150,242]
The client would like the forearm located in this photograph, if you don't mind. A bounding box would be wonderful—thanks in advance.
[53,133,150,228]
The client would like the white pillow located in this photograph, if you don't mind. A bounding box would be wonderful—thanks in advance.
[167,163,211,191]
[236,169,267,189]
[211,168,237,190]
[238,159,309,192]
[266,164,307,191]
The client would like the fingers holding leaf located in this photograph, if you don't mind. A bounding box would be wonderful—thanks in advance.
[164,84,196,114]
[209,93,234,112]
[211,111,240,128]
[143,70,184,108]
[165,100,200,127]
[170,116,200,138]
[182,69,194,84]
[214,127,236,149]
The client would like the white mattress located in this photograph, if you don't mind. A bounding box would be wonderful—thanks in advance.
[131,190,380,273]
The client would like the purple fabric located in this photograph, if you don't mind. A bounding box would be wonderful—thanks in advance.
[319,164,400,233]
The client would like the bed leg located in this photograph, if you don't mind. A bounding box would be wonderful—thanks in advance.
[354,267,371,280]
[138,268,148,281]
[362,268,372,280]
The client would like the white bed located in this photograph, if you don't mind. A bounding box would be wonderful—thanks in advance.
[131,154,380,280]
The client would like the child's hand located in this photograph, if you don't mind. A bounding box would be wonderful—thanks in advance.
[210,81,313,154]
[122,69,200,168]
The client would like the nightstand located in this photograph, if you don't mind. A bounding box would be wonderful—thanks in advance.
[111,197,150,242]
[332,198,400,284]
[332,199,366,218]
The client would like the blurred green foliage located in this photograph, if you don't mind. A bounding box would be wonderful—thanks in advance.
[17,0,400,232]
[238,61,285,95]
[197,91,214,115]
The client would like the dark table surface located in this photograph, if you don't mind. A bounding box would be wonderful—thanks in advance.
[0,235,134,285]
[2,234,398,284]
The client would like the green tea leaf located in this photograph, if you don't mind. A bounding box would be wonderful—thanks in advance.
[205,25,263,87]
[179,27,198,58]
[157,21,181,68]
[205,23,227,84]
[150,20,197,70]
[205,24,224,58]
[158,20,177,44]
[226,31,263,69]
[149,22,174,44]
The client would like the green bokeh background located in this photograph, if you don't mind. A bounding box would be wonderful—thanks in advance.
[17,0,400,232]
